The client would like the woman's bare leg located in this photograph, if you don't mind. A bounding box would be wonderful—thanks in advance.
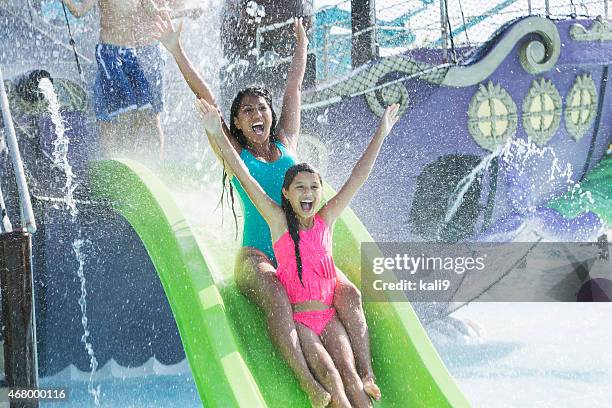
[295,323,351,408]
[235,248,330,407]
[320,316,372,408]
[333,269,380,400]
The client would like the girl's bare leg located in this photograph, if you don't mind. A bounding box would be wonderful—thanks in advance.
[235,248,331,407]
[333,270,381,400]
[320,316,372,408]
[295,323,352,408]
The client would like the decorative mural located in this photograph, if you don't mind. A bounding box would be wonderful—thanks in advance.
[570,16,612,42]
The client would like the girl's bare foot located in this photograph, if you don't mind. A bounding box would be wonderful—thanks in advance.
[362,376,381,401]
[305,383,331,407]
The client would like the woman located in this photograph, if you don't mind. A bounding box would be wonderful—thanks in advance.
[154,13,378,406]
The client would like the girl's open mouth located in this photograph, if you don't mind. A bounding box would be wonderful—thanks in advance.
[300,201,313,212]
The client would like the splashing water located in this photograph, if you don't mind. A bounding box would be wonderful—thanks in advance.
[39,78,100,404]
[500,138,595,210]
[443,144,505,227]
[73,237,101,406]
[38,78,78,217]
[501,137,573,184]
[246,0,266,23]
[440,137,596,240]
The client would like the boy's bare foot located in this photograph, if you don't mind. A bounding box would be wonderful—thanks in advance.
[305,383,331,407]
[362,376,381,401]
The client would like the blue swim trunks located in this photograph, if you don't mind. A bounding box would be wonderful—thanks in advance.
[93,43,164,121]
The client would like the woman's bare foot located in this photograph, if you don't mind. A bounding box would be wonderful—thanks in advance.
[304,382,331,407]
[362,376,381,401]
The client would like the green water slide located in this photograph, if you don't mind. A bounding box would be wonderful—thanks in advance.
[90,159,468,408]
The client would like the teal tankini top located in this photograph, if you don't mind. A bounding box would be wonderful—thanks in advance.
[231,141,298,263]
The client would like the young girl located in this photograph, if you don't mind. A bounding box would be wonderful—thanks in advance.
[154,14,377,407]
[197,97,400,408]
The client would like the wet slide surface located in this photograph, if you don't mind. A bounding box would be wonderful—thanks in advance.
[90,159,468,407]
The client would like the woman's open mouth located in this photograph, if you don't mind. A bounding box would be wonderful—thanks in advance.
[252,123,264,135]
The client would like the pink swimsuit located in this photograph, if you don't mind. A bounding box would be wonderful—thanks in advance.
[273,214,337,336]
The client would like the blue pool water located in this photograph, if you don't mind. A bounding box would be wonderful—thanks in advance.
[40,373,201,408]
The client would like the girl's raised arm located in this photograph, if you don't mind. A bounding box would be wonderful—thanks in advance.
[276,18,308,152]
[196,99,286,235]
[320,104,400,225]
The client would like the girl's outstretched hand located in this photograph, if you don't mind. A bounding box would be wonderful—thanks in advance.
[294,17,308,47]
[196,99,223,135]
[152,11,183,54]
[379,103,400,137]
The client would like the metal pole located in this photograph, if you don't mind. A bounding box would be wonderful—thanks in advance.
[0,66,36,233]
[605,0,609,19]
[440,0,449,62]
[351,0,378,68]
[545,0,550,17]
[0,231,39,408]
[527,0,532,15]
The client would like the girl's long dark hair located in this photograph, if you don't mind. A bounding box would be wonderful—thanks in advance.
[220,87,278,237]
[281,163,321,285]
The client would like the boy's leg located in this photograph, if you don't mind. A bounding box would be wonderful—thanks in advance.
[129,45,165,160]
[132,110,164,160]
[99,110,138,158]
[295,322,351,408]
[234,248,330,407]
[320,316,372,408]
[99,120,114,157]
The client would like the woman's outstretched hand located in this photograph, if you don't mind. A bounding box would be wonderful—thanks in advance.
[196,99,223,135]
[152,11,183,54]
[379,103,400,137]
[294,17,308,47]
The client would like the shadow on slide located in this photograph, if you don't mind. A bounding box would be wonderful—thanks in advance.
[90,159,469,408]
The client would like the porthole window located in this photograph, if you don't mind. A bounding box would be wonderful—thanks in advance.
[468,81,518,151]
[522,78,562,146]
[564,74,598,141]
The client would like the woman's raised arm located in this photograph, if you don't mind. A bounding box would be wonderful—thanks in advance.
[276,18,308,152]
[153,12,218,104]
[153,11,239,156]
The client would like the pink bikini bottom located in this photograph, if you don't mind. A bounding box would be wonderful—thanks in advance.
[293,308,336,336]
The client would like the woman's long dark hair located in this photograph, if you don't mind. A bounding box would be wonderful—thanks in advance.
[281,163,321,285]
[220,87,278,237]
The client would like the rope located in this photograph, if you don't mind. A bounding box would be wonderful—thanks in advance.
[569,0,578,17]
[457,0,472,47]
[443,0,458,63]
[60,1,85,84]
